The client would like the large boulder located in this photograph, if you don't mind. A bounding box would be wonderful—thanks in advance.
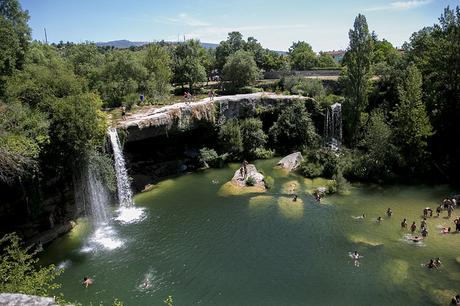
[218,164,266,196]
[277,152,304,171]
[230,164,265,188]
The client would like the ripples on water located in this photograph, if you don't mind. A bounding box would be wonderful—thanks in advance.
[80,225,125,252]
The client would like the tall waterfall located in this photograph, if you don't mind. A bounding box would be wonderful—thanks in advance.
[324,103,342,150]
[108,128,145,224]
[108,128,134,207]
[85,166,110,225]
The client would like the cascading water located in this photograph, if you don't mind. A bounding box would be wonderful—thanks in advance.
[324,103,342,150]
[80,165,124,252]
[86,167,110,225]
[108,128,145,224]
[108,128,134,207]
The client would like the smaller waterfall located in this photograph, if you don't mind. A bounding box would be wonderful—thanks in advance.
[108,128,134,207]
[324,103,342,150]
[86,167,110,225]
[108,128,146,224]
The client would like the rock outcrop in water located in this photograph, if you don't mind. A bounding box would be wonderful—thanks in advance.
[0,293,59,306]
[277,152,304,171]
[218,164,266,196]
[117,93,307,142]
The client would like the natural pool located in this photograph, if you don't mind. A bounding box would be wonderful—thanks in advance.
[41,159,460,305]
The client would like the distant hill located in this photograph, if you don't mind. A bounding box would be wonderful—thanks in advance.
[95,40,286,54]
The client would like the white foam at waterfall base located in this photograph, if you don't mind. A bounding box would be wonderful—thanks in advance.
[80,225,124,253]
[115,206,146,224]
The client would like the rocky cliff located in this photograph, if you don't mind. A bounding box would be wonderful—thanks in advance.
[117,93,308,142]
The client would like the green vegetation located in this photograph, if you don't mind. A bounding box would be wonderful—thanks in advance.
[0,233,62,296]
[222,50,260,92]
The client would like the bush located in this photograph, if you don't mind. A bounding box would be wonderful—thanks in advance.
[198,147,219,168]
[222,50,260,92]
[218,119,243,158]
[251,147,274,159]
[264,175,275,189]
[281,76,325,98]
[299,161,324,178]
[238,86,263,94]
[332,169,350,195]
[0,233,62,296]
[246,176,256,186]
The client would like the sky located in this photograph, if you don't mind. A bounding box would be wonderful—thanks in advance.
[20,0,458,52]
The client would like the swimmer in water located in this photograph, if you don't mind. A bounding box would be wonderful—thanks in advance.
[352,213,366,220]
[441,227,451,234]
[410,222,417,233]
[412,236,423,243]
[421,227,428,237]
[425,259,437,269]
[434,257,442,268]
[421,217,427,229]
[292,194,298,202]
[401,218,407,228]
[387,208,393,217]
[351,251,361,267]
[377,216,383,223]
[82,277,93,288]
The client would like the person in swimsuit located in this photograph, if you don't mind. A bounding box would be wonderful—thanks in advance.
[410,222,417,233]
[387,208,393,217]
[82,276,93,288]
[401,218,407,228]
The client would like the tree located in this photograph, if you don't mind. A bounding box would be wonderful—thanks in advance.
[240,118,268,157]
[141,44,172,101]
[0,233,62,296]
[288,41,317,70]
[342,14,373,146]
[172,39,207,92]
[391,64,432,171]
[95,50,147,107]
[215,32,245,70]
[62,42,104,80]
[222,50,260,92]
[260,50,287,71]
[0,0,31,71]
[317,52,338,68]
[269,101,319,152]
[218,119,243,157]
[359,109,399,180]
[0,101,49,183]
[406,6,460,180]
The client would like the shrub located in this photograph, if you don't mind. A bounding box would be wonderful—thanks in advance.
[218,119,243,158]
[251,147,274,159]
[264,175,275,189]
[300,161,324,178]
[0,233,62,296]
[246,176,256,186]
[332,169,350,195]
[281,76,325,98]
[198,147,219,168]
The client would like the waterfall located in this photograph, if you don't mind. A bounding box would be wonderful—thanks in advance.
[85,166,110,226]
[324,103,342,150]
[108,128,146,224]
[108,128,134,207]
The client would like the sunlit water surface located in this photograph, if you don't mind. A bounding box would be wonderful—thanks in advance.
[41,159,460,305]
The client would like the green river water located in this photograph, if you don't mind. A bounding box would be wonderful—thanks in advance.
[41,159,460,305]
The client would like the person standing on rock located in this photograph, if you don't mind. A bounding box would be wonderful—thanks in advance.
[121,106,126,120]
[243,160,248,179]
[239,167,244,180]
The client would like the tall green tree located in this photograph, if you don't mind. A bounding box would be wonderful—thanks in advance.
[0,0,31,71]
[288,41,317,70]
[222,50,260,92]
[406,6,460,179]
[173,39,207,92]
[240,118,268,157]
[141,44,172,101]
[218,119,243,157]
[215,31,245,70]
[342,14,373,146]
[391,64,432,172]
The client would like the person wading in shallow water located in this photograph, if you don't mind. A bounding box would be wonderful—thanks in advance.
[411,221,417,233]
[401,218,407,228]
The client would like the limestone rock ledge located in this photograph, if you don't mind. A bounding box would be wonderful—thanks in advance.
[0,293,59,306]
[218,164,266,196]
[117,93,308,142]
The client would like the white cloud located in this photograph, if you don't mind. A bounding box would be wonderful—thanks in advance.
[365,0,432,12]
[156,13,210,27]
